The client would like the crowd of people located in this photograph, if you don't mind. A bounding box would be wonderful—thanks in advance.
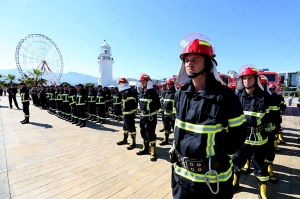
[9,32,293,199]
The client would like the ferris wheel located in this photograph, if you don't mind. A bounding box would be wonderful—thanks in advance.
[15,34,64,85]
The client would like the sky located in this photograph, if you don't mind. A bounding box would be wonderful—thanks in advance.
[0,0,299,81]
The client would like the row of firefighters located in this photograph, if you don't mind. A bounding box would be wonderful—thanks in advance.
[30,74,286,199]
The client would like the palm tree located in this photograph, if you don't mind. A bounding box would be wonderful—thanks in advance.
[5,74,16,83]
[28,69,44,86]
[18,73,34,86]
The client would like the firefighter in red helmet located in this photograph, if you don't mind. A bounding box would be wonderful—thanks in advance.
[159,82,167,132]
[269,82,287,144]
[136,74,160,161]
[170,33,246,199]
[116,77,137,149]
[159,77,176,145]
[259,75,280,184]
[232,65,274,198]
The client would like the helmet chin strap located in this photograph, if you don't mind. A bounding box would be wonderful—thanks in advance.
[187,67,208,79]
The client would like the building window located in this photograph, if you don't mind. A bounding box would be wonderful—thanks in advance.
[104,49,108,54]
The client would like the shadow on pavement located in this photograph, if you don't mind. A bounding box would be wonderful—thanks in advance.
[30,122,53,128]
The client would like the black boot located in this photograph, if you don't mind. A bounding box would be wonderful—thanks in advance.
[21,117,29,124]
[117,132,128,145]
[127,134,136,150]
[76,119,83,126]
[91,116,97,121]
[136,140,149,155]
[80,120,86,128]
[20,118,26,123]
[159,131,170,145]
[72,118,78,124]
[100,119,106,124]
[118,116,122,121]
[95,118,101,123]
[267,163,277,184]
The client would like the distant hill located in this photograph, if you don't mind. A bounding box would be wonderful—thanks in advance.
[0,68,140,85]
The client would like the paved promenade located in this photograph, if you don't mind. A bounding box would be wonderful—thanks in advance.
[0,96,299,199]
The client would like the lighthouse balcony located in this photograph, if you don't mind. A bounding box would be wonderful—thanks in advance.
[98,56,113,60]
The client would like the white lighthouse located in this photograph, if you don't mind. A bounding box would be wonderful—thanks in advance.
[97,40,114,86]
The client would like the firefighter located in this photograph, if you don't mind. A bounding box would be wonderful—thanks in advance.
[113,87,122,121]
[7,83,20,109]
[260,76,280,184]
[159,82,167,132]
[75,84,88,127]
[103,86,111,118]
[159,77,176,145]
[136,74,160,161]
[61,85,70,121]
[68,86,78,124]
[95,85,106,124]
[55,85,63,118]
[228,82,236,92]
[116,78,137,149]
[171,33,246,199]
[49,85,56,114]
[19,82,31,124]
[39,86,47,109]
[87,85,97,121]
[232,65,272,198]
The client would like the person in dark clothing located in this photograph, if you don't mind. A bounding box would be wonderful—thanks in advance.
[75,84,88,127]
[39,86,47,109]
[116,78,137,150]
[136,73,161,161]
[48,85,56,114]
[159,77,176,145]
[19,83,31,124]
[68,86,78,124]
[95,85,106,124]
[171,33,246,199]
[87,85,97,121]
[7,83,20,109]
[113,87,122,121]
[103,87,112,118]
[232,65,273,199]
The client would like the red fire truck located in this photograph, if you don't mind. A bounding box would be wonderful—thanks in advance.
[259,69,282,92]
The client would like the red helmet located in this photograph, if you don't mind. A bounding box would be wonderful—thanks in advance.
[239,65,259,77]
[117,77,128,84]
[259,75,268,85]
[228,83,236,89]
[160,82,166,87]
[180,39,213,60]
[268,82,278,90]
[166,78,175,85]
[139,74,150,81]
[179,33,214,60]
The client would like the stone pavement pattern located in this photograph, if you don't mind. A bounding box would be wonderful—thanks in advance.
[0,96,299,199]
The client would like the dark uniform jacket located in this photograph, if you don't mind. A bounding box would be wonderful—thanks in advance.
[236,87,272,144]
[7,87,18,96]
[121,88,137,113]
[88,89,97,103]
[139,88,160,115]
[20,87,30,103]
[68,89,77,106]
[76,89,88,106]
[173,79,246,185]
[96,90,106,105]
[163,88,176,114]
[113,92,122,106]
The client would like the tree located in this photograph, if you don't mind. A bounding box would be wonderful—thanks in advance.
[28,69,44,86]
[60,82,71,86]
[84,82,94,87]
[4,74,16,83]
[18,73,34,87]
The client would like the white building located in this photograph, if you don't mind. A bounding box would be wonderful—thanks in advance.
[97,40,114,86]
[277,71,300,92]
